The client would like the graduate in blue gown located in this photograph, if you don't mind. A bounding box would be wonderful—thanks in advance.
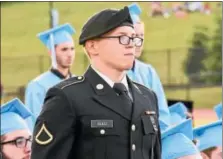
[1,98,33,159]
[127,12,170,125]
[25,23,76,131]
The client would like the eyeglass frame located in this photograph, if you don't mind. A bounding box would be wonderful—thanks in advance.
[99,35,144,47]
[1,136,32,148]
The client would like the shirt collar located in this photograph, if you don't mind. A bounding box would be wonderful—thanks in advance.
[91,66,129,91]
[50,68,72,80]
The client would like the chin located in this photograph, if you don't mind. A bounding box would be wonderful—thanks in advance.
[62,64,72,69]
[135,53,141,58]
[120,62,134,71]
[135,50,142,57]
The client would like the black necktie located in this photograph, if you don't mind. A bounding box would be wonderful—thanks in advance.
[113,83,132,105]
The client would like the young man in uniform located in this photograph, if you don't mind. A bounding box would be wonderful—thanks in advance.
[31,4,161,159]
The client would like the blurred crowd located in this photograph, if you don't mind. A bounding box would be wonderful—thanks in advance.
[149,2,221,19]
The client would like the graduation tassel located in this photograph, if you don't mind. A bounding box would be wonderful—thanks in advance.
[49,34,57,69]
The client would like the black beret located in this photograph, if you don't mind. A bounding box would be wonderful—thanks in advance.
[79,6,133,45]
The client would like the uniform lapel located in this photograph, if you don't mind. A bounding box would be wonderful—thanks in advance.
[84,66,131,121]
[128,77,153,121]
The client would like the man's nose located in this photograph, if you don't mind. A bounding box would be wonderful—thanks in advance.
[126,39,135,48]
[24,140,31,153]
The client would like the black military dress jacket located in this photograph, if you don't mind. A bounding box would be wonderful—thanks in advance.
[31,66,161,159]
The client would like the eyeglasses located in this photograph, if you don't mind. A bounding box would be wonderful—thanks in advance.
[1,136,32,148]
[99,35,144,47]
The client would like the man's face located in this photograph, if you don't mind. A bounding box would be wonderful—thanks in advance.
[134,22,144,58]
[96,26,136,71]
[55,41,75,69]
[1,130,31,159]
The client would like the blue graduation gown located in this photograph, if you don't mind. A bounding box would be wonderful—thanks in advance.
[25,70,74,131]
[127,59,170,125]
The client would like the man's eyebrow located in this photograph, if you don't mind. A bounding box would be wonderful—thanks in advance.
[13,135,32,140]
[7,136,24,141]
[117,32,128,35]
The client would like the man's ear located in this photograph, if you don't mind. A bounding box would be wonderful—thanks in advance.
[85,40,99,56]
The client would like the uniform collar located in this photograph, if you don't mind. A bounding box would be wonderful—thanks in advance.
[91,66,129,91]
[84,66,150,121]
[50,68,72,80]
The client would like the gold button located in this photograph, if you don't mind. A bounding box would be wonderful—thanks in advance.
[77,76,82,80]
[132,144,136,151]
[131,124,136,131]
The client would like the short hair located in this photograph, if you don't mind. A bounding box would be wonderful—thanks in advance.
[202,147,218,158]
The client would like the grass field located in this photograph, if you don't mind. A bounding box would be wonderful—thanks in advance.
[166,86,222,109]
[1,2,222,108]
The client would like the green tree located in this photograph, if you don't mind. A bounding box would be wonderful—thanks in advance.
[183,26,210,84]
[202,16,222,84]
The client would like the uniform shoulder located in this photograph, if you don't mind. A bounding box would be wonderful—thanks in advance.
[54,76,85,90]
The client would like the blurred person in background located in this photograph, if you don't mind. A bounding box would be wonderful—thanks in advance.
[203,2,211,15]
[149,2,165,17]
[25,23,76,131]
[127,13,171,126]
[1,98,33,159]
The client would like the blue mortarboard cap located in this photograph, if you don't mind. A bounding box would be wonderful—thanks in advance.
[37,23,75,68]
[1,98,33,135]
[128,3,142,23]
[193,120,222,151]
[162,119,200,159]
[169,102,188,125]
[162,119,193,140]
[162,133,199,159]
[214,103,222,119]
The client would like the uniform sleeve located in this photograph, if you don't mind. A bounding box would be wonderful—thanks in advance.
[148,66,170,125]
[31,87,76,159]
[25,81,45,131]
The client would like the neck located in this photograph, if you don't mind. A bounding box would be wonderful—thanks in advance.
[91,61,126,83]
[55,66,70,79]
